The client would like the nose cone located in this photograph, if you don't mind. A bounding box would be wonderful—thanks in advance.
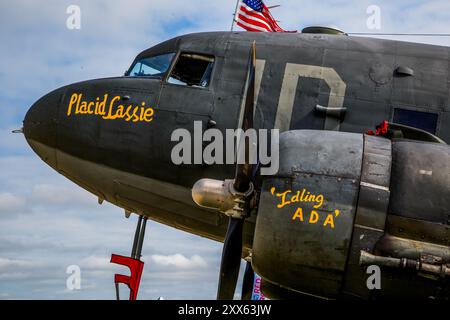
[23,88,61,167]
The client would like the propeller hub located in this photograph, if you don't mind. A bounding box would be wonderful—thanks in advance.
[192,179,254,219]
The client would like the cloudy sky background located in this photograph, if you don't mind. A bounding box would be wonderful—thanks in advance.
[1,0,450,300]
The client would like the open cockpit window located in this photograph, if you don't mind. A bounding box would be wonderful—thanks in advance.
[167,53,214,88]
[127,53,175,78]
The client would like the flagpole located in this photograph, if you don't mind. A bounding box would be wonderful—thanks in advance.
[230,0,240,31]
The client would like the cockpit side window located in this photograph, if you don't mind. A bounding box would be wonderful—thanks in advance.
[127,53,175,78]
[167,53,215,88]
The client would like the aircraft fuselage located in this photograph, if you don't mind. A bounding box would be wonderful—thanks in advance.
[23,31,450,249]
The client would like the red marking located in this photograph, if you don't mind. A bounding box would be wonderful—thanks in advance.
[110,254,144,300]
[367,120,389,137]
[376,120,389,136]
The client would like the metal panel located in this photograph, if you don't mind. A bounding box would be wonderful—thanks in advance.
[341,135,392,299]
[252,130,363,298]
[277,130,363,178]
[389,140,450,224]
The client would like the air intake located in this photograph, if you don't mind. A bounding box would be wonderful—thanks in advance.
[302,26,347,35]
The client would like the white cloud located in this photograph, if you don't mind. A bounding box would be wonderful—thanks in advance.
[79,255,112,270]
[0,193,26,214]
[32,183,96,207]
[0,257,35,270]
[0,257,47,280]
[0,272,33,281]
[151,254,207,269]
[1,0,450,300]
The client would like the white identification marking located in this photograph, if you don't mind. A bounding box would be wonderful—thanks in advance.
[275,63,347,132]
[360,181,389,192]
[354,224,384,232]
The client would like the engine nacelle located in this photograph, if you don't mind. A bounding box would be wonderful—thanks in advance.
[252,130,450,300]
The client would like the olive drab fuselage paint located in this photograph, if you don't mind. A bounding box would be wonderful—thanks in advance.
[23,31,450,300]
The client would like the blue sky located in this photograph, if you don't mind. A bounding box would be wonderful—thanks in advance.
[1,0,450,300]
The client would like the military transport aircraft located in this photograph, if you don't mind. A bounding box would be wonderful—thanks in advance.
[21,28,450,300]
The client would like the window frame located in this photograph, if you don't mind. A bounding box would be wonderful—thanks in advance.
[126,52,176,78]
[391,106,441,135]
[163,51,216,90]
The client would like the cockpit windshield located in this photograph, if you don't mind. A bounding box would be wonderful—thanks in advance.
[127,53,175,78]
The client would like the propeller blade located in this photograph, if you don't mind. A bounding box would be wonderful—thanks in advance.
[217,217,244,300]
[241,260,255,300]
[234,41,257,192]
[215,42,258,300]
[241,41,256,132]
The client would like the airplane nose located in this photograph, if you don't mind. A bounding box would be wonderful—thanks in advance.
[23,88,62,167]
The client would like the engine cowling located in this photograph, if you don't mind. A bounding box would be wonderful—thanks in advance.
[252,130,450,300]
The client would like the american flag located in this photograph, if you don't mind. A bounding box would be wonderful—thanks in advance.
[235,0,293,32]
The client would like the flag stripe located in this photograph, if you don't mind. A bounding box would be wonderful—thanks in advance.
[235,0,294,33]
[237,13,272,31]
[236,20,268,32]
[262,6,284,31]
[238,5,273,30]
